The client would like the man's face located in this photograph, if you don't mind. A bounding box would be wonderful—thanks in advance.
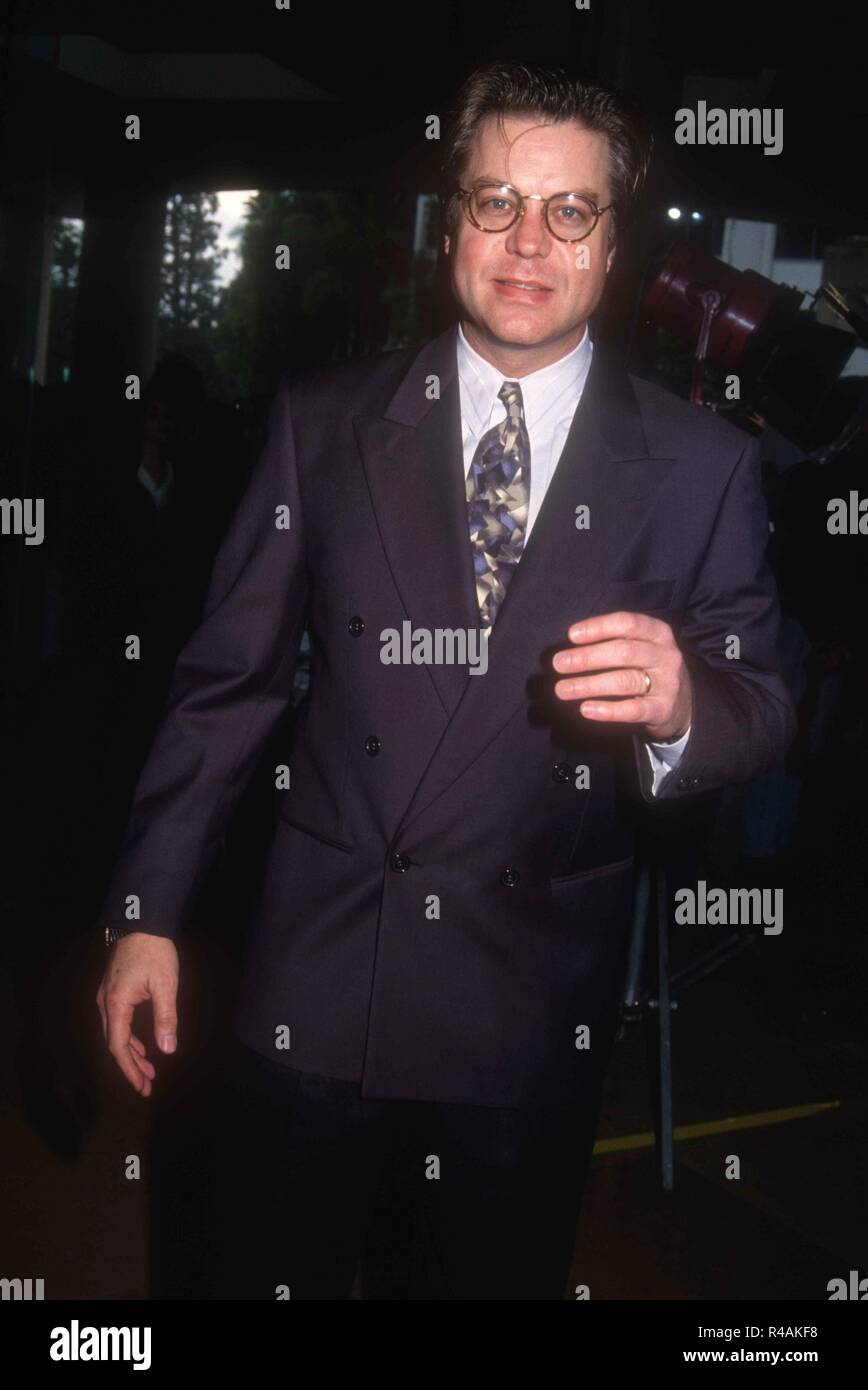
[444,114,615,369]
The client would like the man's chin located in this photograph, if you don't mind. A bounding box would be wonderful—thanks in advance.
[472,316,569,350]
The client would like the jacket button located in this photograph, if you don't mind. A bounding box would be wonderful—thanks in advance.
[365,735,381,756]
[677,775,700,790]
[552,761,572,783]
[390,852,411,872]
[348,616,365,636]
[500,868,520,887]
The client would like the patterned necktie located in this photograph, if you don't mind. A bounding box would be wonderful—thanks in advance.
[466,380,531,629]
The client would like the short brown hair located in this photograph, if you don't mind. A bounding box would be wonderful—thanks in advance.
[441,60,653,248]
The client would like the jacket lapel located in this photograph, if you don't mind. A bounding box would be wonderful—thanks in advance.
[353,325,479,716]
[355,325,678,835]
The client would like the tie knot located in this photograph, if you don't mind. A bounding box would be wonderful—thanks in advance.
[498,380,524,421]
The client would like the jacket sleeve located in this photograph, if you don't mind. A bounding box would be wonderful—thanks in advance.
[632,435,798,804]
[95,375,307,939]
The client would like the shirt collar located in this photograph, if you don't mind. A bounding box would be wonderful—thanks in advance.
[456,320,592,438]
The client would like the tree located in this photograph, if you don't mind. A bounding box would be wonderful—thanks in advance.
[212,188,431,400]
[157,193,226,392]
[47,218,83,383]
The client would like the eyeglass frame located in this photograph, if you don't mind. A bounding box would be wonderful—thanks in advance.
[454,179,614,243]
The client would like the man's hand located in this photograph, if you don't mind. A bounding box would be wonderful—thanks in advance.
[551,610,693,741]
[96,934,180,1097]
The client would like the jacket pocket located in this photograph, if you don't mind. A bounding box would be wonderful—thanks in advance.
[605,578,677,611]
[550,854,635,892]
[275,804,354,853]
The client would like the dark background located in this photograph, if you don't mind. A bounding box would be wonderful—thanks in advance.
[1,0,866,1302]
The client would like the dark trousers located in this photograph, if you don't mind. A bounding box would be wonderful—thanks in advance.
[209,1040,604,1300]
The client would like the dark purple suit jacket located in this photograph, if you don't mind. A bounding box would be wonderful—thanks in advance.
[96,323,797,1107]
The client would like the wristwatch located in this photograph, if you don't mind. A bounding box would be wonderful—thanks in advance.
[105,924,133,947]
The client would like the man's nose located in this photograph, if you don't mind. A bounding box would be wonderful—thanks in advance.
[504,202,551,257]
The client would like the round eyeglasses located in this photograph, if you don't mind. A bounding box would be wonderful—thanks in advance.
[456,180,613,243]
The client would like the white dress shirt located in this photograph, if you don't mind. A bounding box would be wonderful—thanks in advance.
[456,322,690,796]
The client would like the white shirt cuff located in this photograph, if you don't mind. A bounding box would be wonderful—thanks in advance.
[645,724,692,796]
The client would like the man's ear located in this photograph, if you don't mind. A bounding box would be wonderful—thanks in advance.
[606,242,616,274]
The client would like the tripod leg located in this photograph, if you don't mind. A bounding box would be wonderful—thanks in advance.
[622,861,651,1016]
[656,863,675,1193]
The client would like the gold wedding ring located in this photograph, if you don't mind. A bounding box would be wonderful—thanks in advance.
[642,670,652,694]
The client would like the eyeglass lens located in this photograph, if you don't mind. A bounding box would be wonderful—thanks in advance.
[467,184,597,239]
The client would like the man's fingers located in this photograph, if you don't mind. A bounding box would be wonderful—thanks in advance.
[95,987,108,1043]
[576,695,657,723]
[125,1042,155,1092]
[552,635,658,675]
[151,982,178,1054]
[566,610,668,645]
[554,666,657,702]
[129,1033,156,1078]
[106,994,150,1093]
[550,610,688,732]
[97,936,180,1095]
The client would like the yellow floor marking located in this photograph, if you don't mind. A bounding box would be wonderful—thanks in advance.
[594,1100,840,1154]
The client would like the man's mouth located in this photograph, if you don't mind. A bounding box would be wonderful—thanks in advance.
[494,277,553,292]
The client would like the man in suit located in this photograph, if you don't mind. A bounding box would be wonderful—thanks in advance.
[95,61,796,1299]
